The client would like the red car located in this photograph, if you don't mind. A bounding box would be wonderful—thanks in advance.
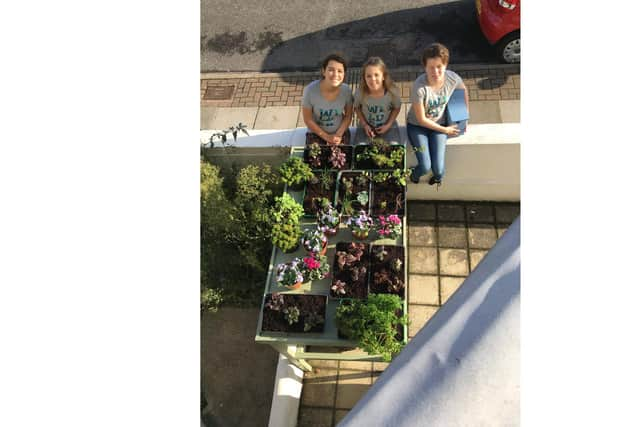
[476,0,521,63]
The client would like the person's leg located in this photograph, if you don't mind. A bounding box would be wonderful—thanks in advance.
[426,129,448,182]
[406,123,432,181]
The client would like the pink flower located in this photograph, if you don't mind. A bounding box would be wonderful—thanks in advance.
[388,215,401,225]
[303,257,321,270]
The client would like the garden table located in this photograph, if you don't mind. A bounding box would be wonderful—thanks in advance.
[255,146,408,372]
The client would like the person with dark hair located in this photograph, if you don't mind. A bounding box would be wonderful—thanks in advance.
[353,56,402,144]
[301,53,353,145]
[406,43,469,188]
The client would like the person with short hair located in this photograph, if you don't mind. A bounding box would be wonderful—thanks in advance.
[353,57,402,144]
[406,43,469,187]
[301,53,353,145]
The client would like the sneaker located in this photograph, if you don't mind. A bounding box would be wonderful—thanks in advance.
[428,176,442,186]
[409,170,420,184]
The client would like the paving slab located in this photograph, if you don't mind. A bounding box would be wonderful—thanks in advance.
[440,276,465,304]
[470,249,489,271]
[439,248,469,276]
[408,202,436,221]
[468,224,498,249]
[335,369,372,409]
[254,106,300,129]
[408,246,438,275]
[408,222,436,247]
[210,107,258,130]
[469,100,502,124]
[437,203,465,222]
[437,223,467,248]
[408,304,439,337]
[297,107,305,128]
[497,225,509,238]
[302,366,338,408]
[408,274,439,305]
[334,409,350,425]
[297,407,334,427]
[200,106,218,130]
[498,100,521,123]
[466,204,495,223]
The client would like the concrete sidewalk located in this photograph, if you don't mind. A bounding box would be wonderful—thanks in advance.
[201,63,520,130]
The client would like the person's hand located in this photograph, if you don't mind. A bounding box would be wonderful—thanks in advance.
[329,134,342,145]
[363,124,376,138]
[320,132,334,144]
[375,123,391,135]
[444,125,460,137]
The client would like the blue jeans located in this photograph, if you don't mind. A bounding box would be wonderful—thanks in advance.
[406,122,448,181]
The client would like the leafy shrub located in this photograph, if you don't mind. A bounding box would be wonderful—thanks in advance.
[201,160,277,308]
[278,157,314,187]
[336,294,408,362]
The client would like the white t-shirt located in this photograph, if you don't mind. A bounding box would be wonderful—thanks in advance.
[301,80,353,133]
[406,70,463,126]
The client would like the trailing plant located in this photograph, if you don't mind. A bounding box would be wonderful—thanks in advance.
[329,146,347,169]
[301,255,330,282]
[283,306,301,325]
[336,294,408,362]
[279,157,314,187]
[304,312,325,332]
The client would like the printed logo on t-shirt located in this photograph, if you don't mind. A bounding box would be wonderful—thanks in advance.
[319,108,340,127]
[426,95,448,119]
[366,105,385,127]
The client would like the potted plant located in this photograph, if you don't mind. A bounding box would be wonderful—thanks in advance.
[270,193,304,253]
[261,293,327,333]
[370,245,405,297]
[353,137,405,170]
[303,170,337,215]
[301,228,328,256]
[316,197,341,236]
[306,142,323,168]
[371,171,406,216]
[329,145,347,169]
[374,214,402,240]
[346,210,374,240]
[301,254,330,282]
[279,157,314,191]
[275,258,305,289]
[331,241,369,299]
[335,293,407,362]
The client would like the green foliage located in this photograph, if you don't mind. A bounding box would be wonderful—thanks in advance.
[356,139,404,169]
[271,193,304,223]
[391,169,411,187]
[201,160,277,308]
[318,169,335,191]
[271,222,302,253]
[336,294,408,362]
[284,306,301,325]
[304,312,325,332]
[270,193,304,252]
[201,288,224,314]
[278,157,314,187]
[372,172,390,183]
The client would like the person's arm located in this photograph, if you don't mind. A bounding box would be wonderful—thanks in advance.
[302,107,333,143]
[413,101,459,137]
[354,106,376,138]
[333,104,353,144]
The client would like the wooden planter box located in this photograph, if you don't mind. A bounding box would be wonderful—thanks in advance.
[261,293,328,334]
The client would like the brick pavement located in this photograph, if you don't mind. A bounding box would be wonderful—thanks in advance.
[201,64,520,109]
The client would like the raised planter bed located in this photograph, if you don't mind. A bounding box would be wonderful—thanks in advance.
[330,241,370,299]
[371,172,406,216]
[261,293,327,333]
[336,170,371,218]
[353,142,405,170]
[302,170,338,215]
[369,245,405,298]
[304,143,353,170]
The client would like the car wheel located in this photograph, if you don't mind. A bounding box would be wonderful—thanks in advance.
[497,31,520,64]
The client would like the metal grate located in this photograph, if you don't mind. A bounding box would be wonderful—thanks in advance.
[203,84,235,100]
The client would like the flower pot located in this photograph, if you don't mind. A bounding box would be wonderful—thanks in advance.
[284,281,302,290]
[324,228,338,237]
[352,230,369,240]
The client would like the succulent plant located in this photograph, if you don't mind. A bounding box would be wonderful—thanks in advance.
[283,306,300,325]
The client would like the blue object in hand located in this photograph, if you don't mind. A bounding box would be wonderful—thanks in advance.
[445,89,469,137]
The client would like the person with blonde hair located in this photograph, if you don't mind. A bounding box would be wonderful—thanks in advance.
[353,57,402,143]
[301,53,353,145]
[406,43,469,187]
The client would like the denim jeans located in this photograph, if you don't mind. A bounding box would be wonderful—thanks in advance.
[406,122,448,181]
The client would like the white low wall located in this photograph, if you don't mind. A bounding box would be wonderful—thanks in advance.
[201,123,520,201]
